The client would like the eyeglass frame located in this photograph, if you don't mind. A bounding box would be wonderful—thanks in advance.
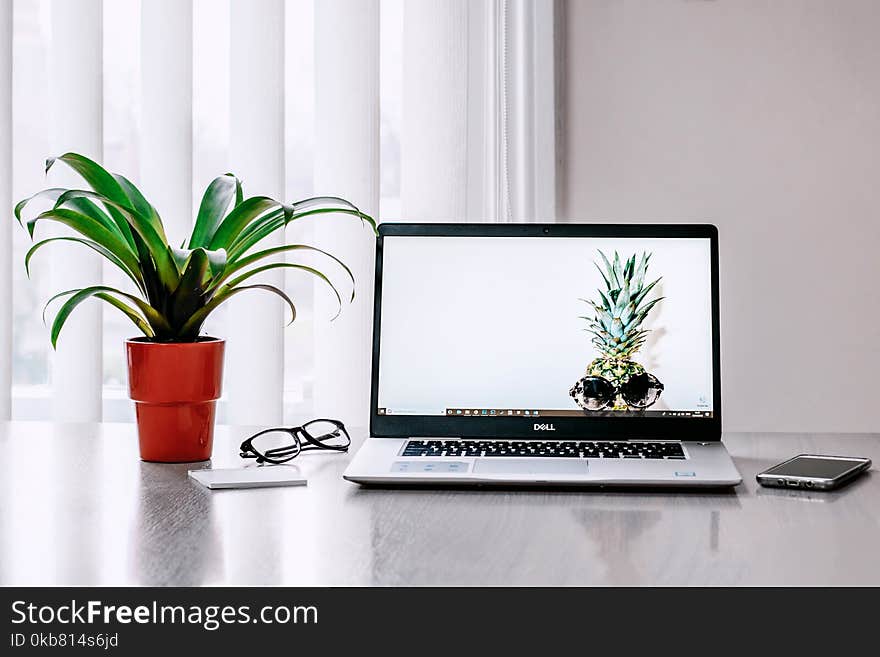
[239,418,351,465]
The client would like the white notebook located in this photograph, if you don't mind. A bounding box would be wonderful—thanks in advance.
[188,466,307,490]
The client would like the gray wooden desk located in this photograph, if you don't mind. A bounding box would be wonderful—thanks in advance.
[0,422,877,586]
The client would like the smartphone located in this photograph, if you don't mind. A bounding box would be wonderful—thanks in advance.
[756,454,871,491]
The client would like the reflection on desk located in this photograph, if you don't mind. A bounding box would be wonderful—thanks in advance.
[0,422,877,586]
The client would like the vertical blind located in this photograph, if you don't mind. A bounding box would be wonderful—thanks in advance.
[0,0,10,419]
[226,0,287,426]
[313,0,380,424]
[0,0,556,426]
[47,0,104,421]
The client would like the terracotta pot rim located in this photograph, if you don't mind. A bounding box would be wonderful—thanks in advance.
[126,336,224,346]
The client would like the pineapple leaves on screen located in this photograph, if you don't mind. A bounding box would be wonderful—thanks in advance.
[15,152,376,347]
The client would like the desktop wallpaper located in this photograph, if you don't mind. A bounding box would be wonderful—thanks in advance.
[377,236,714,418]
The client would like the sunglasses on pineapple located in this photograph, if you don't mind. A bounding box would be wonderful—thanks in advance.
[570,373,665,411]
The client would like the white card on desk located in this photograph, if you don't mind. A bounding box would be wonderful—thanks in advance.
[188,466,307,490]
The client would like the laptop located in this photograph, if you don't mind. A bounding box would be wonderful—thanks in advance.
[343,223,742,487]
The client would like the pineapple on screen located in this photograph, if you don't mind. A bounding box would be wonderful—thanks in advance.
[578,250,663,409]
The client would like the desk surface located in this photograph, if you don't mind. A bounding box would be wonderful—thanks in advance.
[1,422,878,586]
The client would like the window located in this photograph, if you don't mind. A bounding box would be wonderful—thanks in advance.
[5,0,556,422]
[9,0,405,421]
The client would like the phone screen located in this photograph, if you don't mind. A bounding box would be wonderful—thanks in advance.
[764,456,865,479]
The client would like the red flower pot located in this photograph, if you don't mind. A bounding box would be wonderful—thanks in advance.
[126,338,225,463]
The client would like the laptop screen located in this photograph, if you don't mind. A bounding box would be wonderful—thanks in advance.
[376,234,715,421]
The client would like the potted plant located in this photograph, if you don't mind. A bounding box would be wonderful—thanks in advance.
[15,153,374,462]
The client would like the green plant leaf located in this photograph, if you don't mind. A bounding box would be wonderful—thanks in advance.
[113,174,163,244]
[234,175,243,206]
[292,196,377,232]
[25,236,145,293]
[47,189,178,290]
[167,249,211,329]
[46,285,160,347]
[227,207,372,261]
[46,153,131,208]
[208,244,354,300]
[54,191,131,242]
[27,186,161,305]
[223,207,285,257]
[173,248,211,288]
[27,209,145,287]
[171,246,227,278]
[131,233,163,308]
[178,283,297,339]
[207,196,281,250]
[93,292,155,338]
[189,174,241,248]
[18,151,373,346]
[43,285,171,336]
[222,262,344,318]
[224,198,375,261]
[14,188,66,226]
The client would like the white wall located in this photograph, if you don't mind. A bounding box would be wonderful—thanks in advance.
[560,0,880,433]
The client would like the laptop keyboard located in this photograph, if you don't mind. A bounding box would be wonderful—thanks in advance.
[401,440,686,460]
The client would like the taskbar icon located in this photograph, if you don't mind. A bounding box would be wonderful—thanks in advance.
[446,408,542,417]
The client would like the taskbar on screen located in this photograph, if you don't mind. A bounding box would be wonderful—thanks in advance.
[377,408,713,418]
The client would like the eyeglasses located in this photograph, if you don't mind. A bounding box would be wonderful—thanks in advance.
[239,419,351,465]
[570,373,665,411]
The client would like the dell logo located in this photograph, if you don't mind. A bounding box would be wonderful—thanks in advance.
[533,423,556,431]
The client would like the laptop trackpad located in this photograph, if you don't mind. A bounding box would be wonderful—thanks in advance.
[473,459,588,476]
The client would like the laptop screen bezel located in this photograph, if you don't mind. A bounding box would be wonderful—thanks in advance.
[369,223,722,441]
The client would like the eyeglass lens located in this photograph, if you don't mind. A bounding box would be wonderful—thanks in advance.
[302,420,349,448]
[248,430,302,463]
[620,373,663,408]
[579,377,617,410]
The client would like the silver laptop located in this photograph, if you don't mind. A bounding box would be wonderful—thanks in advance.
[344,223,742,487]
